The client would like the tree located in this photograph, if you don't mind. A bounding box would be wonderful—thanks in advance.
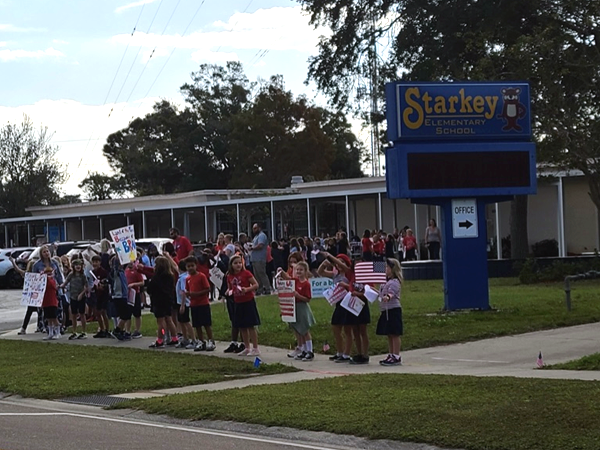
[0,116,66,218]
[299,0,600,258]
[78,172,126,201]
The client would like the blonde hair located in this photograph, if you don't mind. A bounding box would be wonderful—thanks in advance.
[294,261,310,277]
[386,258,403,282]
[100,239,111,253]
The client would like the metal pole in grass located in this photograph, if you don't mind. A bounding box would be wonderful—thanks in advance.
[564,277,572,312]
[564,271,600,312]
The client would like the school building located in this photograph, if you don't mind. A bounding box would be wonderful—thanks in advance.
[0,169,597,258]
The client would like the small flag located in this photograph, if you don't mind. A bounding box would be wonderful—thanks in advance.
[323,341,330,352]
[355,261,388,284]
[253,357,262,368]
[537,351,544,369]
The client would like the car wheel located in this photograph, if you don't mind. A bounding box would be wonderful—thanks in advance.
[7,269,23,289]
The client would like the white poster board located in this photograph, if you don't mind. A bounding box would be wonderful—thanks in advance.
[340,292,365,317]
[210,266,224,290]
[109,225,137,265]
[21,273,47,308]
[276,279,296,323]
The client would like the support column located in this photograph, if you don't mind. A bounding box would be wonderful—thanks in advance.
[495,203,502,260]
[170,209,175,229]
[27,223,31,246]
[306,198,312,237]
[99,217,104,240]
[393,199,398,230]
[4,225,8,248]
[142,211,147,238]
[81,219,85,240]
[270,201,275,240]
[314,204,319,237]
[44,221,49,243]
[236,204,241,238]
[378,193,383,230]
[558,176,566,257]
[345,195,350,235]
[204,206,209,242]
[63,220,68,242]
[414,203,419,238]
[126,214,130,226]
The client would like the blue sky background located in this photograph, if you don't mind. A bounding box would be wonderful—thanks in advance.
[1,0,364,194]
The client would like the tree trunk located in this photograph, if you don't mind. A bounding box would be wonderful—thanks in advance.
[510,195,529,259]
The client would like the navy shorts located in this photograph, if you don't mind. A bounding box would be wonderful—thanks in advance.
[191,305,212,328]
[115,298,133,321]
[153,301,171,319]
[177,305,191,323]
[43,306,57,320]
[70,299,86,315]
[132,293,142,318]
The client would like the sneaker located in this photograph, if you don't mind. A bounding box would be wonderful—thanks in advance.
[334,355,351,363]
[288,348,303,358]
[237,348,251,356]
[302,351,315,362]
[380,355,402,366]
[17,328,26,335]
[205,340,216,351]
[131,330,142,339]
[194,341,207,352]
[51,333,60,340]
[350,355,369,365]
[107,330,117,339]
[294,351,307,361]
[186,341,197,350]
[236,342,246,353]
[249,348,261,356]
[43,334,53,341]
[149,341,165,348]
[166,338,178,346]
[93,330,106,338]
[175,340,188,349]
[224,342,238,353]
[77,333,87,340]
[68,333,78,340]
[329,354,342,361]
[122,332,132,341]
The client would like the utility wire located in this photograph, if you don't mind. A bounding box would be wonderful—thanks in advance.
[215,0,254,52]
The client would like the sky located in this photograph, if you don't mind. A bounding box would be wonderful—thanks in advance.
[0,0,372,196]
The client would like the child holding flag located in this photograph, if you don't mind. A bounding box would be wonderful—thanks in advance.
[376,258,404,366]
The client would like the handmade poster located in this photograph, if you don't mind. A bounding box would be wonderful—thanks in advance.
[310,277,334,298]
[210,266,224,290]
[21,273,47,308]
[364,285,380,303]
[127,288,136,306]
[323,283,347,306]
[340,292,365,317]
[109,225,137,265]
[276,279,296,323]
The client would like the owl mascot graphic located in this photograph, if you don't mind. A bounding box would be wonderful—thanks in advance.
[497,87,527,132]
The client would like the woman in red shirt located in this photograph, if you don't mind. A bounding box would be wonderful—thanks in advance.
[361,229,373,261]
[226,255,260,356]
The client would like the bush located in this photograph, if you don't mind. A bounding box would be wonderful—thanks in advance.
[518,256,600,284]
[532,239,559,257]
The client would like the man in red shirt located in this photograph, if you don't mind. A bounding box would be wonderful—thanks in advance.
[170,227,194,262]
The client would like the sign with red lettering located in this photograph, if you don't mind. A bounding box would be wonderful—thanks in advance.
[452,199,478,238]
[276,279,296,323]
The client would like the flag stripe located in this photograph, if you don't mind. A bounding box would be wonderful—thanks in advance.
[355,261,387,284]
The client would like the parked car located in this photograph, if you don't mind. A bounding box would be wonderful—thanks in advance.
[136,238,172,255]
[0,247,35,288]
[24,241,99,262]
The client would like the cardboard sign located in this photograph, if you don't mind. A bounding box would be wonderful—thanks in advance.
[340,292,365,317]
[310,277,334,298]
[21,273,47,308]
[109,225,137,265]
[276,279,296,323]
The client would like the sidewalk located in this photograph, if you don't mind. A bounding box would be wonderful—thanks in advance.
[2,321,600,399]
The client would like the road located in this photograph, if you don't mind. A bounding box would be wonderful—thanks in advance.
[0,289,24,332]
[0,397,433,450]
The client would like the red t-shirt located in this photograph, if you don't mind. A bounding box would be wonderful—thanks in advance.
[186,272,210,307]
[294,278,312,303]
[403,235,417,250]
[126,268,144,293]
[42,276,58,308]
[198,263,210,280]
[362,237,373,253]
[227,269,255,303]
[373,241,385,256]
[173,236,193,261]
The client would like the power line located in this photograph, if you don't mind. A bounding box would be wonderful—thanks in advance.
[215,0,254,52]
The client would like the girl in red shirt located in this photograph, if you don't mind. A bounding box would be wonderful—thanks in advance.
[280,261,316,361]
[226,255,260,356]
[372,233,385,261]
[361,229,373,261]
[42,267,60,340]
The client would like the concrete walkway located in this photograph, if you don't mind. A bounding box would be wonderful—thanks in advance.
[2,321,599,399]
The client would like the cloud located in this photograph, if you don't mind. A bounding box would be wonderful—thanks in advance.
[0,47,65,62]
[110,6,327,60]
[191,49,239,63]
[115,0,159,14]
[0,23,45,32]
[52,39,69,45]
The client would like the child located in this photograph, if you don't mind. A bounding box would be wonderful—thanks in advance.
[146,256,179,348]
[280,261,316,361]
[91,255,110,338]
[109,257,130,339]
[175,260,194,348]
[184,256,215,351]
[226,254,260,356]
[42,267,61,340]
[60,259,88,340]
[377,258,404,366]
[402,229,418,261]
[125,262,144,338]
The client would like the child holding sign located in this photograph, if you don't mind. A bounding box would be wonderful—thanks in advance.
[42,267,60,340]
[377,258,404,366]
[280,261,316,361]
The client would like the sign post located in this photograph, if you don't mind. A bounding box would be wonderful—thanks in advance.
[385,81,536,310]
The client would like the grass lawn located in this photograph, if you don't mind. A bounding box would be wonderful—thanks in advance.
[0,340,296,399]
[547,353,600,370]
[138,278,600,355]
[117,373,600,450]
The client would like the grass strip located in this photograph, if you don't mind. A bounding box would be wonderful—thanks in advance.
[137,278,600,354]
[547,353,600,370]
[118,373,600,450]
[0,340,296,399]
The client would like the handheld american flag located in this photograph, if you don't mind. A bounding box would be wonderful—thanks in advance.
[536,351,544,369]
[355,261,388,284]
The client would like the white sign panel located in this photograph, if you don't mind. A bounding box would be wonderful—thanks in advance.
[452,199,478,239]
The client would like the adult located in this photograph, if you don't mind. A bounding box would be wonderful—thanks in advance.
[249,223,271,295]
[361,229,373,261]
[425,219,442,260]
[169,227,194,262]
